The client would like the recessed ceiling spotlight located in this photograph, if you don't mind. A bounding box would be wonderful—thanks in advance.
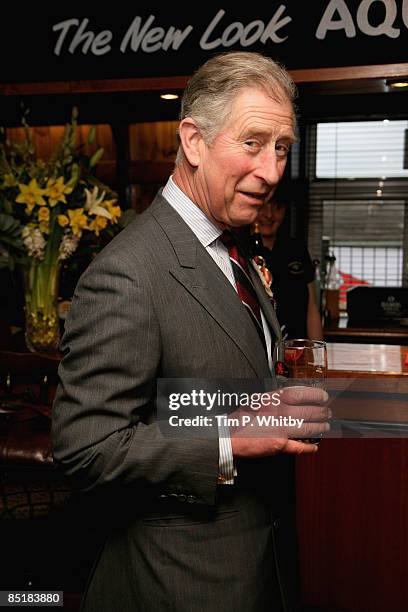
[386,78,408,89]
[160,93,179,100]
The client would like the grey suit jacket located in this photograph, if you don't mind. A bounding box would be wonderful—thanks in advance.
[52,193,300,612]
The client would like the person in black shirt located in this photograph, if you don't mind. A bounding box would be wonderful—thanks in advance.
[255,196,323,340]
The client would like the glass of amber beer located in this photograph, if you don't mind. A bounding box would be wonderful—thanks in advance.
[283,339,328,386]
[279,339,328,444]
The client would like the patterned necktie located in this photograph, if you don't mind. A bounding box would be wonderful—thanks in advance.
[219,230,267,353]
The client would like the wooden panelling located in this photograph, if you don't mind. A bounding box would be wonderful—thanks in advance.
[95,160,173,186]
[5,125,116,161]
[129,121,178,162]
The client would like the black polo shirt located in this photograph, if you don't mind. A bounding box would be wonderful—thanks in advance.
[262,236,315,340]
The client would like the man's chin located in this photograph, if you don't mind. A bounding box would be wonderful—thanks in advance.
[228,210,260,228]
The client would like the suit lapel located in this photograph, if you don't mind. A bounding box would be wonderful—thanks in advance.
[170,255,269,378]
[149,195,269,378]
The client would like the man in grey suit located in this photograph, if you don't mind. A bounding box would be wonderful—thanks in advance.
[52,51,329,612]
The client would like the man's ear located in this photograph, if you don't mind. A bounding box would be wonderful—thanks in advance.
[178,118,202,167]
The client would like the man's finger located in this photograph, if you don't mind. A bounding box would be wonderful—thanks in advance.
[279,385,328,405]
[279,404,332,422]
[283,439,320,454]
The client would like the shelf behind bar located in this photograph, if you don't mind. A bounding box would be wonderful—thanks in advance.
[3,63,408,96]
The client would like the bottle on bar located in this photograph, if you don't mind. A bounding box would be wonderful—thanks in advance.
[325,254,341,322]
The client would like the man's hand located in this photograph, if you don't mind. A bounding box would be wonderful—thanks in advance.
[230,386,330,457]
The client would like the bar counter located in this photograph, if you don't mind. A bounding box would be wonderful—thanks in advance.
[297,341,408,612]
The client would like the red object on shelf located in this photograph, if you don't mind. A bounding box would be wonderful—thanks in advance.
[339,271,371,308]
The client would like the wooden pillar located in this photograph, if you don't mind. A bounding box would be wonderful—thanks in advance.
[110,122,131,209]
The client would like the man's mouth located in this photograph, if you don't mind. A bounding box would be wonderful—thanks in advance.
[241,191,268,203]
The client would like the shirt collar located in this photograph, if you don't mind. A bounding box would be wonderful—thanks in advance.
[162,176,221,247]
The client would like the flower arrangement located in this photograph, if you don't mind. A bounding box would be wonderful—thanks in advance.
[0,108,121,266]
[0,108,122,351]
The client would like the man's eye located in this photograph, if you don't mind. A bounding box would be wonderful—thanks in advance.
[276,143,290,158]
[244,140,261,149]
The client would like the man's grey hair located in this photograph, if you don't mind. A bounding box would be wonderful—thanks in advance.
[175,51,297,165]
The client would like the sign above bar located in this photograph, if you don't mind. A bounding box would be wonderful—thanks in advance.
[2,2,408,84]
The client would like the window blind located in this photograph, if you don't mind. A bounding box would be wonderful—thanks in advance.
[307,120,408,292]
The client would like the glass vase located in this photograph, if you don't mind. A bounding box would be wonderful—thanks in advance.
[24,259,61,353]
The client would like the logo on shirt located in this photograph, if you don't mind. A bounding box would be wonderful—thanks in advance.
[288,260,304,275]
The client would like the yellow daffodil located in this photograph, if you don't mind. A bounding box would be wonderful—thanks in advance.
[88,216,108,236]
[16,178,47,213]
[84,186,112,219]
[104,200,121,223]
[46,176,73,207]
[57,214,69,228]
[38,206,50,222]
[68,208,88,237]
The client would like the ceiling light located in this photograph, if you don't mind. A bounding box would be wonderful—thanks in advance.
[160,93,179,100]
[386,78,408,89]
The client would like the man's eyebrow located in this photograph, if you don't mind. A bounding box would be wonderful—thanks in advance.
[238,125,297,144]
[280,133,298,144]
[241,127,293,138]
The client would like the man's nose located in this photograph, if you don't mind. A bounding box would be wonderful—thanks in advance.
[255,149,284,186]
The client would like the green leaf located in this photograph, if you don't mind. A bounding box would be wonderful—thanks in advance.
[0,212,23,241]
[0,212,24,269]
[87,126,96,145]
[89,147,104,167]
[66,163,80,188]
[0,253,13,270]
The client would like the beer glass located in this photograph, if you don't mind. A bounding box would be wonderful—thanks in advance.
[279,339,328,444]
[283,339,327,386]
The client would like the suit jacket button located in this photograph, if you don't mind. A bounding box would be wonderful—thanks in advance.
[178,494,187,503]
[158,494,167,500]
[187,495,197,504]
[273,518,280,529]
